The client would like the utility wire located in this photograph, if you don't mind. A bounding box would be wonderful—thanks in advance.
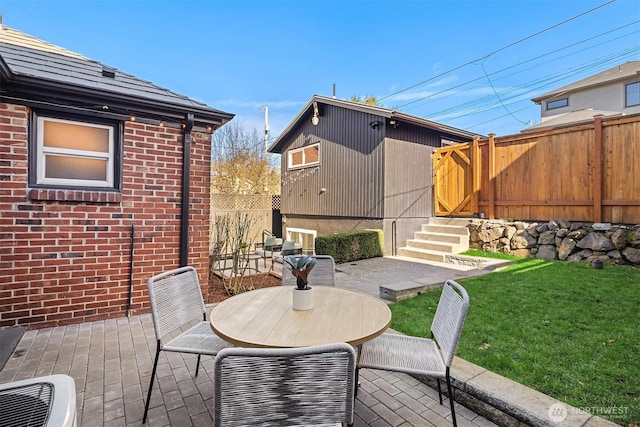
[476,0,617,62]
[401,44,638,123]
[426,48,639,119]
[479,60,529,125]
[425,47,639,124]
[379,0,618,102]
[396,23,639,112]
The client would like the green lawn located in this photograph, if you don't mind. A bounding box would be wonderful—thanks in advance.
[389,254,640,425]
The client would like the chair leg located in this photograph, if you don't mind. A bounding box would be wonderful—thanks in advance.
[436,378,443,405]
[446,369,457,427]
[143,345,161,424]
[354,367,359,397]
[195,354,202,376]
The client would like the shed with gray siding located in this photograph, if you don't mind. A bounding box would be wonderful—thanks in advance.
[268,95,479,255]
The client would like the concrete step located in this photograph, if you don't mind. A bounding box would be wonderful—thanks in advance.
[414,231,465,244]
[397,247,446,263]
[421,224,470,236]
[426,217,473,227]
[405,239,464,253]
[398,218,472,265]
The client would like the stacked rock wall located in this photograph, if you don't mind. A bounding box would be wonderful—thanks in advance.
[468,220,640,266]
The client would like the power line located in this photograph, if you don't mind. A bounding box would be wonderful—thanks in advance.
[379,0,618,102]
[423,47,639,119]
[480,61,529,125]
[395,21,639,111]
[477,0,617,61]
[421,47,639,129]
[424,47,639,123]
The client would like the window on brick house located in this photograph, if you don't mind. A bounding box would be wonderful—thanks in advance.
[32,113,120,189]
[625,81,640,107]
[288,143,319,169]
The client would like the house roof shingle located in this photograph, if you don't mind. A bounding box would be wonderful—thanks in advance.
[0,25,233,130]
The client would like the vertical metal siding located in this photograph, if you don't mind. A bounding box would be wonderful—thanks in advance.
[281,105,385,218]
[384,138,435,219]
[384,122,442,218]
[279,106,469,220]
[387,122,445,146]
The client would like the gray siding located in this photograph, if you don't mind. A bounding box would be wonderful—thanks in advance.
[278,102,465,222]
[387,121,467,145]
[281,104,385,218]
[384,138,435,219]
[382,122,444,219]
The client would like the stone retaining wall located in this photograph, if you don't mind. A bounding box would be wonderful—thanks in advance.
[468,219,640,267]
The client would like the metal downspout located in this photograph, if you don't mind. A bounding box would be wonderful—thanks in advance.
[127,223,135,317]
[180,113,194,267]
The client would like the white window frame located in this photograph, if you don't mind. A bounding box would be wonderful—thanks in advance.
[287,143,319,169]
[36,116,115,188]
[286,227,317,254]
[625,81,640,107]
[546,98,568,110]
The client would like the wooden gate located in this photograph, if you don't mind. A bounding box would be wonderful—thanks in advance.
[433,144,473,217]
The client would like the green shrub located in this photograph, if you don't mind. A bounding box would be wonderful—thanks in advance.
[315,229,382,263]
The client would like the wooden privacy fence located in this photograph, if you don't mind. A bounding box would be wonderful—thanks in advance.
[433,113,640,224]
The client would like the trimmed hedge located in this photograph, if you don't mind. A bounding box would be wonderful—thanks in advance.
[315,229,383,263]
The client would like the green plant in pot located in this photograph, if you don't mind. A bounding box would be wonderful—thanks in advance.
[284,255,316,290]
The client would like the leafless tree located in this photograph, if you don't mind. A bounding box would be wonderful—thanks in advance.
[211,122,280,195]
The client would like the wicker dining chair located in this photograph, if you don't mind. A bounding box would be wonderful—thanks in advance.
[213,342,356,427]
[142,266,232,424]
[356,279,470,427]
[281,254,336,287]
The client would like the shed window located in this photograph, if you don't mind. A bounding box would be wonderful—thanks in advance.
[288,143,319,169]
[33,114,118,189]
[546,98,568,110]
[625,81,640,107]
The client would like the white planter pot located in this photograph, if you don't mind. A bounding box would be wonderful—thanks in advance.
[292,287,314,310]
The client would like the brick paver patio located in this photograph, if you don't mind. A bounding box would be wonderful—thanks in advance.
[0,313,497,426]
[0,257,500,426]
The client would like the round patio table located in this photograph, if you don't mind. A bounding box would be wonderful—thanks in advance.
[210,286,391,348]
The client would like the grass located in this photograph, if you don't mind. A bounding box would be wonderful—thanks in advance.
[389,253,640,425]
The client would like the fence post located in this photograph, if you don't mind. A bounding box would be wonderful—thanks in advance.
[593,115,604,223]
[472,137,480,216]
[488,133,496,219]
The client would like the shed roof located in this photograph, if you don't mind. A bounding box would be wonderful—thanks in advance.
[531,61,640,103]
[0,24,233,130]
[268,95,480,153]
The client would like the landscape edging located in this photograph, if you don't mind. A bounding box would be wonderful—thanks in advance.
[411,356,619,427]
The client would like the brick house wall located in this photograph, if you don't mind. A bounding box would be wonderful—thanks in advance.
[0,102,212,329]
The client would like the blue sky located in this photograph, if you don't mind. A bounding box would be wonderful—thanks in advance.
[1,0,639,144]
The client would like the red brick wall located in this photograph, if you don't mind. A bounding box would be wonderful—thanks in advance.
[0,103,212,329]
